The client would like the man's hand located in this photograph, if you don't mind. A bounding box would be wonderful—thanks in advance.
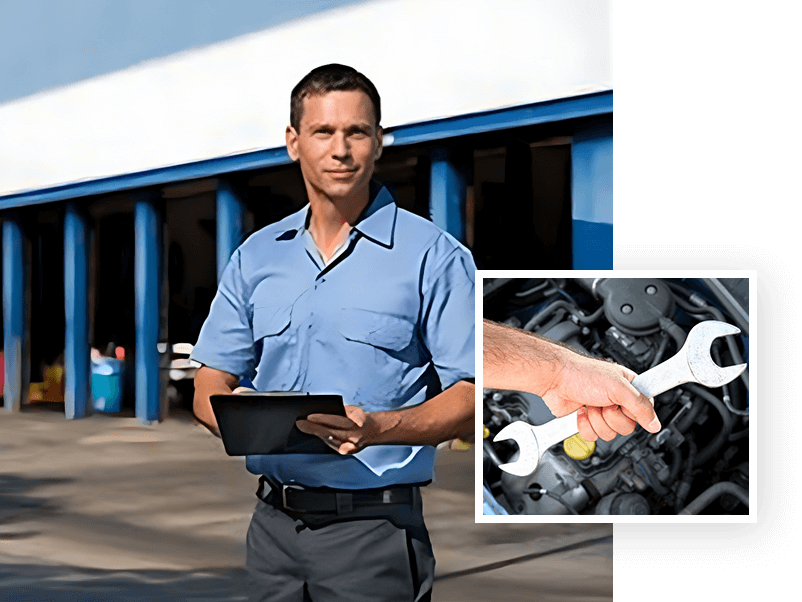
[540,352,661,442]
[483,319,660,442]
[296,406,391,454]
[296,380,474,453]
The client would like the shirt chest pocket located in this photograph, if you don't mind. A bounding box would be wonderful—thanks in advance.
[253,305,292,340]
[334,308,418,353]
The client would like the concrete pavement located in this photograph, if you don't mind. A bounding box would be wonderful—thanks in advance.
[1,406,612,601]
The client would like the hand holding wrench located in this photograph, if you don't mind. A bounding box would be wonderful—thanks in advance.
[493,320,747,477]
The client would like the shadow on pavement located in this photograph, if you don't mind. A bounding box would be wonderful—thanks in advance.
[0,562,249,602]
[0,474,72,537]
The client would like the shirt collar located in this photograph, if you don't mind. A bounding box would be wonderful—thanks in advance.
[277,181,397,248]
[352,181,397,248]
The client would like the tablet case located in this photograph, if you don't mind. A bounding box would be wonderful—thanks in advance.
[210,393,346,455]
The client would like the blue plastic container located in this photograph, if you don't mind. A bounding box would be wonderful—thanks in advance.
[91,357,124,413]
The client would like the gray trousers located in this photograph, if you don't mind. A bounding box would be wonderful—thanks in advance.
[246,492,435,602]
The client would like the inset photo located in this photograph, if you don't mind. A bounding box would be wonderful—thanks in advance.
[478,272,754,522]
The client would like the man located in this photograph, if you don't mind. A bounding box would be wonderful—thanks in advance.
[483,319,661,441]
[191,64,474,602]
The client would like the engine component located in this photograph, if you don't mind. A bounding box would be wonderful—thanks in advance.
[563,434,595,460]
[577,278,674,335]
[595,492,650,515]
[483,277,750,516]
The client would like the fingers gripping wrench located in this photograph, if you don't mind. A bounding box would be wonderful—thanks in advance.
[493,320,747,477]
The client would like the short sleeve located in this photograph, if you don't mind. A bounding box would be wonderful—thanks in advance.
[419,235,476,389]
[189,249,257,379]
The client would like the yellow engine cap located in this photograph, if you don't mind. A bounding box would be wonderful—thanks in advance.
[483,424,490,439]
[563,433,596,460]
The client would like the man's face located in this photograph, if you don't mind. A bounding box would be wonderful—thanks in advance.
[286,90,382,204]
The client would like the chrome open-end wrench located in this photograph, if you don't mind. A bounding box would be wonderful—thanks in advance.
[493,320,747,477]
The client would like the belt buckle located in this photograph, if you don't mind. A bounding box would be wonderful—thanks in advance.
[281,484,306,513]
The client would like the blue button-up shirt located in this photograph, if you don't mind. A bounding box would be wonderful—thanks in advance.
[191,184,475,489]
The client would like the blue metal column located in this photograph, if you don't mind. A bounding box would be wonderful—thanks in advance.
[2,217,28,411]
[430,150,467,243]
[134,195,163,423]
[571,120,613,268]
[64,204,91,419]
[216,180,245,283]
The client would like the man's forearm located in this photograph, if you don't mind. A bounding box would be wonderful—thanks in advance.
[483,318,569,396]
[368,380,475,447]
[193,366,239,437]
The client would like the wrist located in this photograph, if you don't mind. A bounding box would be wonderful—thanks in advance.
[361,410,401,446]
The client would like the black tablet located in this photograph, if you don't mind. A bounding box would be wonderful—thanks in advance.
[210,393,346,456]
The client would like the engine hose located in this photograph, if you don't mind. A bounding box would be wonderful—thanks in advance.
[523,300,569,331]
[701,278,750,337]
[536,310,568,337]
[674,439,697,511]
[712,345,749,416]
[523,300,604,331]
[670,287,714,316]
[667,445,684,482]
[649,333,671,368]
[678,482,749,515]
[509,280,551,305]
[684,383,734,467]
[659,316,687,350]
[675,395,705,433]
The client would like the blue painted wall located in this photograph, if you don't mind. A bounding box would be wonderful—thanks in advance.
[571,121,613,269]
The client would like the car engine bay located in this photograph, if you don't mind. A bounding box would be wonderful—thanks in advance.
[482,277,750,515]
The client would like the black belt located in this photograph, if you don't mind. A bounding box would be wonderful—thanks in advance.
[257,476,417,514]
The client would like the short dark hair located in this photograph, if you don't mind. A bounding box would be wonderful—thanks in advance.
[290,64,381,131]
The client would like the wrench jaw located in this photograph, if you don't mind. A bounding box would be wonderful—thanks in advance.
[685,321,747,388]
[493,422,542,477]
[701,361,747,388]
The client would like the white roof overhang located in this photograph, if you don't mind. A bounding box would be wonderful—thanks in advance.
[0,0,610,199]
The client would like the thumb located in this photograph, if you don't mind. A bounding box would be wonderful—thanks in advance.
[620,378,661,433]
[344,405,366,427]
